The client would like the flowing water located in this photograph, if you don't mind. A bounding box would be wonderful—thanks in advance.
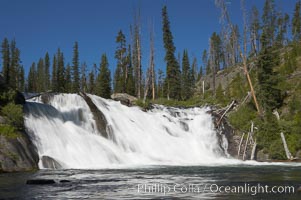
[24,94,235,168]
[0,165,300,199]
[1,93,300,199]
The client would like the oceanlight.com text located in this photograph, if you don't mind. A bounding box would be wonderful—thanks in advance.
[137,183,295,196]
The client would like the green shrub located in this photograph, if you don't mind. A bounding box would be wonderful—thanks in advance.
[0,89,17,106]
[1,103,24,128]
[268,139,286,160]
[0,125,20,139]
[286,133,301,156]
[135,99,152,110]
[228,104,257,132]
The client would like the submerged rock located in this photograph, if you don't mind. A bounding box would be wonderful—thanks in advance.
[41,156,62,169]
[26,179,56,185]
[111,93,137,106]
[59,180,71,183]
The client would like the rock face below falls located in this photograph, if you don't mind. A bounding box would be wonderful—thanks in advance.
[0,133,39,172]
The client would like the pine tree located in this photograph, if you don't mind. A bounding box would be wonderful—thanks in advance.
[198,65,203,81]
[125,46,135,96]
[114,30,127,93]
[162,5,181,100]
[52,55,57,91]
[275,13,289,47]
[96,54,111,98]
[44,52,50,91]
[65,64,72,92]
[56,49,65,92]
[257,34,282,112]
[131,10,142,98]
[114,65,123,93]
[191,57,198,82]
[181,50,192,100]
[292,0,301,41]
[27,62,37,92]
[72,41,80,93]
[157,69,165,98]
[88,70,95,94]
[261,0,277,47]
[9,39,19,89]
[81,62,87,92]
[18,66,25,91]
[250,6,260,56]
[37,58,45,92]
[202,50,210,75]
[1,38,10,85]
[209,32,223,96]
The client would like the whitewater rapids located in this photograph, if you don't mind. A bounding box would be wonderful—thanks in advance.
[24,94,241,169]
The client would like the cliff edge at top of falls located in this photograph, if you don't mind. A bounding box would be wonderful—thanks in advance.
[0,74,39,173]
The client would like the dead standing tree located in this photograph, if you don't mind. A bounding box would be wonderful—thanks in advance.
[143,23,155,103]
[215,0,262,116]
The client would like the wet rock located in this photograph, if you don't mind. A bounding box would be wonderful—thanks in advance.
[41,156,63,169]
[179,121,189,131]
[256,150,270,161]
[0,133,39,173]
[296,150,301,159]
[26,179,56,185]
[40,93,55,104]
[79,92,110,138]
[111,93,137,107]
[211,112,237,158]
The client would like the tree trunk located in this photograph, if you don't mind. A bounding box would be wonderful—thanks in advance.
[273,110,293,160]
[251,140,257,160]
[137,36,141,99]
[280,132,293,160]
[202,80,205,99]
[237,132,245,159]
[150,24,155,101]
[242,132,250,161]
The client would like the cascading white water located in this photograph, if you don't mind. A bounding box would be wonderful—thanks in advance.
[24,93,236,169]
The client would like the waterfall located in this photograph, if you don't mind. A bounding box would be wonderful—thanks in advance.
[24,93,234,169]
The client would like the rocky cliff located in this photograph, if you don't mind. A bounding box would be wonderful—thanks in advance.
[0,74,39,172]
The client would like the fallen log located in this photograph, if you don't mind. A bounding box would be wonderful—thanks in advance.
[216,100,237,126]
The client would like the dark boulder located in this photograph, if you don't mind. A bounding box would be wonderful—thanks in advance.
[111,93,137,107]
[15,91,25,105]
[41,156,63,169]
